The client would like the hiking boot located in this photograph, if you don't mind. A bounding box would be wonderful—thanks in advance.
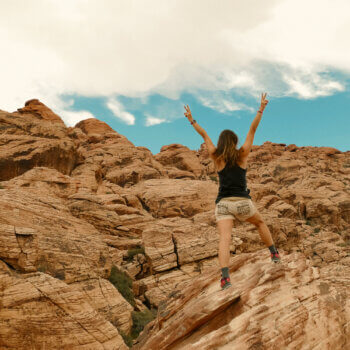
[271,251,281,263]
[220,277,232,290]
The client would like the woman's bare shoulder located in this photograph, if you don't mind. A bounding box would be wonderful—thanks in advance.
[237,148,248,168]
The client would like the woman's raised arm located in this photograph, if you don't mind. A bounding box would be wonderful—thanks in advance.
[184,104,216,159]
[240,93,269,159]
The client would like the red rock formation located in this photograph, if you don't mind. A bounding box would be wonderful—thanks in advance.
[133,251,349,350]
[0,260,129,349]
[75,117,116,135]
[17,98,65,125]
[0,100,349,349]
[0,100,79,180]
[155,143,205,179]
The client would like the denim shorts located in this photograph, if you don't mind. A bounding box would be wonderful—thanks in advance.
[215,196,257,222]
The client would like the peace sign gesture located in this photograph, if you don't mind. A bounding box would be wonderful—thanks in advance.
[184,104,193,122]
[260,92,269,111]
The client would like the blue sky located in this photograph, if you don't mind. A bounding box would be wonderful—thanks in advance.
[1,0,349,153]
[67,82,350,153]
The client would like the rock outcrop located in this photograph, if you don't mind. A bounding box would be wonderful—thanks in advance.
[0,260,129,350]
[133,251,349,350]
[0,99,79,181]
[0,100,349,349]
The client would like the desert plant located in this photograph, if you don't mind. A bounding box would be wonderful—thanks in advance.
[209,175,218,183]
[130,308,157,339]
[117,328,133,348]
[127,246,145,261]
[37,264,48,273]
[108,265,135,307]
[115,308,156,348]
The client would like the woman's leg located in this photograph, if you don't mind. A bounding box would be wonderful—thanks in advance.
[216,218,234,267]
[245,211,274,246]
[245,211,280,262]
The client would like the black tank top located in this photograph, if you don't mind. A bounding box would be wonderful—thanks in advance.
[215,162,251,204]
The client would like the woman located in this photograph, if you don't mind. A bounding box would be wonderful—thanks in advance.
[184,93,281,290]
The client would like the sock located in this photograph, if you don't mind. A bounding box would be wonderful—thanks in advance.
[221,267,229,278]
[268,244,278,254]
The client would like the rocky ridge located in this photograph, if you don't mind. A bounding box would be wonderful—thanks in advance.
[0,99,349,349]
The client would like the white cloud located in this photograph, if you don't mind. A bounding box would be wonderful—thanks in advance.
[144,115,168,127]
[46,96,94,127]
[282,70,345,99]
[196,94,254,114]
[141,99,185,125]
[59,110,95,127]
[0,0,349,117]
[106,97,135,125]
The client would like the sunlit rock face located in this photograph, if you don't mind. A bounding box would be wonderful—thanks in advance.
[0,101,349,349]
[0,99,79,181]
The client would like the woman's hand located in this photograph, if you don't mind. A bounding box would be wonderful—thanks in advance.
[184,104,194,122]
[260,92,269,111]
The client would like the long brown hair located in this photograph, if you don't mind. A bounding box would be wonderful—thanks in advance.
[212,129,239,168]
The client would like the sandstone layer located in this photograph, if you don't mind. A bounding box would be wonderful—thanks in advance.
[0,100,349,349]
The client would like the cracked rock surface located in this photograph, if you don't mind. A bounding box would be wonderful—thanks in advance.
[0,100,349,349]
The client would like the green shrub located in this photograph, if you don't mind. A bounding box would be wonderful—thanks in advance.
[115,308,156,348]
[209,175,218,183]
[37,264,47,273]
[130,308,157,339]
[108,265,135,307]
[118,328,133,348]
[127,246,145,261]
[314,228,320,233]
[305,219,311,226]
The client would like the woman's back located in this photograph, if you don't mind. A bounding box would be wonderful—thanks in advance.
[215,159,251,204]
